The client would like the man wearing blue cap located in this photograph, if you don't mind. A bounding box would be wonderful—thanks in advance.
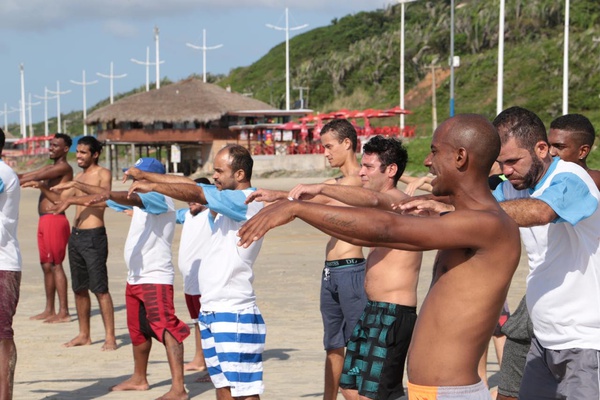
[54,157,190,400]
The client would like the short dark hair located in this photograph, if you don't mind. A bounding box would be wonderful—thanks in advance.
[321,119,358,152]
[77,136,103,156]
[0,128,5,152]
[492,106,547,151]
[362,135,408,185]
[223,144,253,181]
[54,133,73,147]
[194,177,211,185]
[550,114,596,147]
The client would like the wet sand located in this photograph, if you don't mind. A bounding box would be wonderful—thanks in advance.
[12,177,528,399]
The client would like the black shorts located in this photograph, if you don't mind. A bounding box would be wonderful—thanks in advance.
[68,227,109,294]
[340,300,417,399]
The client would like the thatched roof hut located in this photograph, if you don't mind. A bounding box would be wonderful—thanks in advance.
[86,78,275,125]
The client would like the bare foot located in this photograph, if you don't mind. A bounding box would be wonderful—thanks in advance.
[63,335,92,348]
[30,311,54,320]
[183,362,207,372]
[101,339,118,351]
[155,389,189,400]
[44,314,71,323]
[110,377,150,392]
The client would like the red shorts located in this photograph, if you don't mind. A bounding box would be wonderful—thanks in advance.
[125,283,190,346]
[37,214,70,264]
[185,294,201,320]
[0,271,21,339]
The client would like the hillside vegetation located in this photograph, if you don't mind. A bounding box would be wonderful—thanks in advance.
[12,0,600,174]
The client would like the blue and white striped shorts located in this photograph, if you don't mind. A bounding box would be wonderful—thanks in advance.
[199,305,266,397]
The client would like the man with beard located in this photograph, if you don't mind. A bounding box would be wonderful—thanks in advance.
[43,136,116,351]
[492,107,600,399]
[19,133,73,323]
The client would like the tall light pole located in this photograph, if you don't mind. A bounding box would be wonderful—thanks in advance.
[267,8,308,110]
[97,62,127,104]
[34,87,56,136]
[154,26,162,89]
[497,0,505,115]
[563,0,570,115]
[131,47,164,91]
[399,0,417,134]
[48,81,71,133]
[1,104,18,133]
[186,29,223,83]
[19,64,26,139]
[450,0,455,117]
[71,70,98,136]
[25,93,40,138]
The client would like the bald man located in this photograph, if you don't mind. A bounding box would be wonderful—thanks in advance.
[239,114,521,399]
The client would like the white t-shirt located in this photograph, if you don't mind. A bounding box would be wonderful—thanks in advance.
[176,208,211,295]
[198,184,264,312]
[0,160,21,272]
[108,192,176,285]
[494,158,600,350]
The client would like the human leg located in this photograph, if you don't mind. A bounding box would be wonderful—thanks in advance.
[158,331,188,400]
[183,294,206,371]
[44,263,70,323]
[63,290,92,347]
[30,262,56,320]
[42,214,70,323]
[96,292,116,350]
[0,339,16,400]
[325,347,345,400]
[111,339,151,391]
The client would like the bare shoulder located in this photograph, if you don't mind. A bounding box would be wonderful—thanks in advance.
[334,174,362,187]
[587,169,600,190]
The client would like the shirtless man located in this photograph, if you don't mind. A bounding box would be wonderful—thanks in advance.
[248,119,365,400]
[288,135,422,400]
[47,136,116,351]
[19,133,73,323]
[239,114,521,399]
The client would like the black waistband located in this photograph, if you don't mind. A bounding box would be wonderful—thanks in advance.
[324,258,366,268]
[72,226,106,234]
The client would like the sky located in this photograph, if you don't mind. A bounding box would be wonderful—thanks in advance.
[0,0,392,133]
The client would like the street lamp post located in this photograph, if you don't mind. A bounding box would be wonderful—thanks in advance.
[154,26,162,89]
[19,64,26,139]
[71,70,98,136]
[47,81,71,133]
[25,93,40,138]
[34,87,57,136]
[186,29,223,83]
[563,0,570,115]
[399,0,417,134]
[267,8,308,111]
[97,62,127,104]
[497,0,505,115]
[131,47,164,91]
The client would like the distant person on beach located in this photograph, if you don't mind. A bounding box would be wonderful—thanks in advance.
[19,133,73,323]
[176,177,210,381]
[494,110,600,400]
[56,157,190,400]
[126,145,266,399]
[287,135,422,400]
[43,136,116,351]
[239,114,521,399]
[247,119,366,400]
[0,128,23,400]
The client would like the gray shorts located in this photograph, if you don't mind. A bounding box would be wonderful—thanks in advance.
[320,258,367,350]
[519,337,600,399]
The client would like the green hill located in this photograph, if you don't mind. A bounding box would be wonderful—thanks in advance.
[11,1,600,174]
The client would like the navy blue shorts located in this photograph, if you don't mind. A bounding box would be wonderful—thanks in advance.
[68,227,109,294]
[320,258,367,350]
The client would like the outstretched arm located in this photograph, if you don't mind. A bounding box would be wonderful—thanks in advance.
[21,181,63,203]
[245,188,289,204]
[123,167,194,184]
[128,181,206,204]
[19,163,72,184]
[51,179,108,195]
[289,183,404,210]
[499,198,557,227]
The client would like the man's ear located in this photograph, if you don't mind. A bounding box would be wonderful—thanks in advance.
[387,163,398,179]
[234,169,246,182]
[455,147,467,169]
[534,141,549,158]
[578,144,591,160]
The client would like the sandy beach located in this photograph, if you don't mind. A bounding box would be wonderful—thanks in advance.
[12,176,529,399]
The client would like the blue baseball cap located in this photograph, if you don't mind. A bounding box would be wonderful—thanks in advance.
[123,157,165,174]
